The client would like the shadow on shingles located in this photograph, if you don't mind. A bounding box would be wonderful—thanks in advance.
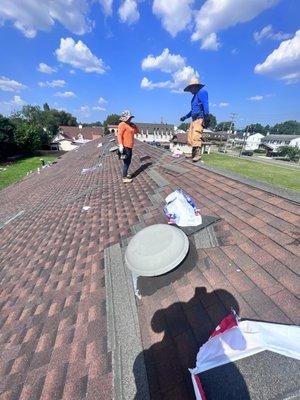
[131,162,153,178]
[137,238,198,297]
[133,287,245,400]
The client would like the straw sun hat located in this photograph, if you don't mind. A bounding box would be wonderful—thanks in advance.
[184,76,205,92]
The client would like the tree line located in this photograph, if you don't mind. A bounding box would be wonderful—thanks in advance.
[1,104,299,161]
[0,103,77,160]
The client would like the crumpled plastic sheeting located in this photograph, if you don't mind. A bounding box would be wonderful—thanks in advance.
[81,163,102,174]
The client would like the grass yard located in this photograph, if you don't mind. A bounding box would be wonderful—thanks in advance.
[0,156,57,191]
[202,153,300,192]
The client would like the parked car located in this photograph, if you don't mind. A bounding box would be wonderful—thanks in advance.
[241,150,253,156]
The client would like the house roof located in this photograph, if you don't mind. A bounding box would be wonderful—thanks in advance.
[0,136,299,399]
[135,122,175,132]
[262,134,300,141]
[59,126,103,140]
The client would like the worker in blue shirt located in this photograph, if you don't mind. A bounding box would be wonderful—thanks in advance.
[180,76,209,162]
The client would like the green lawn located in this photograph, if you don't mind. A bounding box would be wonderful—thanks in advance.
[0,156,57,191]
[202,154,300,192]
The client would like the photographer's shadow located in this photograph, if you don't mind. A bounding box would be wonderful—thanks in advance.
[133,287,250,399]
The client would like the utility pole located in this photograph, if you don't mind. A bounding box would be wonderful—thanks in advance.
[239,124,250,157]
[225,113,238,152]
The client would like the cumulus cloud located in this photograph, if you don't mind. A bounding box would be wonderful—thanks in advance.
[2,95,26,107]
[55,37,108,74]
[141,49,198,92]
[254,30,300,84]
[141,66,198,92]
[93,106,106,111]
[0,76,27,92]
[37,63,57,74]
[152,0,194,37]
[253,25,293,44]
[54,91,76,98]
[248,95,264,101]
[0,0,92,38]
[99,0,113,16]
[38,80,66,88]
[219,102,229,107]
[118,0,139,25]
[192,0,279,50]
[141,48,185,73]
[200,33,221,51]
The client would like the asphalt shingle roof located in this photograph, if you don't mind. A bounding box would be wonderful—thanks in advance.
[0,136,299,399]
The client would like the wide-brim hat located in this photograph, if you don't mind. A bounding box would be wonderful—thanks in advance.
[120,110,135,122]
[184,76,204,92]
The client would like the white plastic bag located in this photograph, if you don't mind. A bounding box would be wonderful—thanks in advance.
[164,189,202,227]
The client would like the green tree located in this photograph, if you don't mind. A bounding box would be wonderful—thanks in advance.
[244,123,267,135]
[278,146,300,162]
[0,114,16,160]
[103,114,120,134]
[14,122,41,154]
[177,122,189,131]
[270,120,300,135]
[206,113,217,129]
[216,121,233,131]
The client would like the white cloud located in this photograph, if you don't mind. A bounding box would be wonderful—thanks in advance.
[2,95,26,107]
[152,0,194,37]
[141,48,185,73]
[192,0,279,49]
[98,97,107,104]
[38,80,66,88]
[254,30,300,84]
[248,95,264,101]
[0,0,92,38]
[200,33,221,51]
[118,0,139,25]
[99,0,113,16]
[79,105,91,116]
[141,49,199,92]
[219,102,229,107]
[11,95,26,106]
[141,66,198,92]
[93,106,106,111]
[231,48,238,55]
[69,69,76,75]
[54,91,76,98]
[37,63,57,74]
[55,37,108,74]
[0,76,27,92]
[253,25,292,44]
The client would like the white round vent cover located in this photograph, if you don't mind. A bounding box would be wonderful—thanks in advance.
[125,224,189,277]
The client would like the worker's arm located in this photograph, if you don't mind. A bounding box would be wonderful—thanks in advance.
[117,123,125,151]
[181,111,192,121]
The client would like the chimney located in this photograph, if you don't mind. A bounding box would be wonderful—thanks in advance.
[79,124,82,129]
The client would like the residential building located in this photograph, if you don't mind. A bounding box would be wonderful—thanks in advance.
[245,133,264,150]
[261,134,300,153]
[51,125,103,151]
[170,132,212,155]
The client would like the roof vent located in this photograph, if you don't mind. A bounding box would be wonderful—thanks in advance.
[125,224,189,276]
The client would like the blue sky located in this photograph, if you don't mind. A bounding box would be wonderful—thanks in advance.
[0,0,299,128]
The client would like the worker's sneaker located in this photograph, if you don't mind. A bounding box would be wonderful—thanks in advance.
[185,153,192,158]
[123,177,133,183]
[126,174,132,179]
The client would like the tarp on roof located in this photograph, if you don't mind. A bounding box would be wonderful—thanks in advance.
[190,313,300,400]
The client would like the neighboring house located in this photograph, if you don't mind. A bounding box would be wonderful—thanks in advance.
[107,125,119,135]
[51,125,103,151]
[261,134,300,153]
[170,132,212,155]
[136,122,175,143]
[245,133,264,150]
[204,130,230,142]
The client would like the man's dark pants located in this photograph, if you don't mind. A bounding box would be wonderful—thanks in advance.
[122,147,132,177]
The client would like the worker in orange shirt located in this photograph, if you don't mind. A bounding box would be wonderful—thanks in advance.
[118,110,139,183]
